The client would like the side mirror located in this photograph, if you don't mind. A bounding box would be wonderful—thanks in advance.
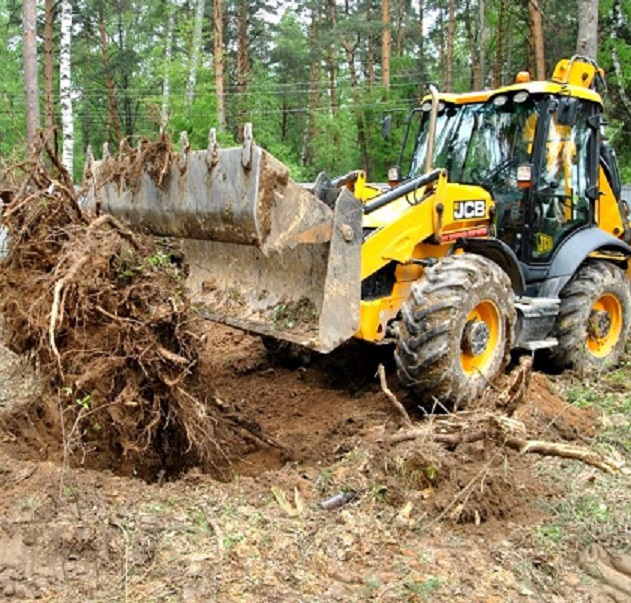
[381,114,392,139]
[557,96,579,126]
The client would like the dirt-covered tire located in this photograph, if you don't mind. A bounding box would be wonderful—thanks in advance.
[261,336,313,368]
[394,254,516,409]
[547,261,631,372]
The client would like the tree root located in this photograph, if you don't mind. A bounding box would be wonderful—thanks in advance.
[385,417,621,475]
[377,363,412,428]
[580,543,631,599]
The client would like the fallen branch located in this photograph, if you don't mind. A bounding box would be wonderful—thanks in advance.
[499,355,532,412]
[504,436,622,475]
[581,543,631,598]
[377,364,412,428]
[386,421,621,474]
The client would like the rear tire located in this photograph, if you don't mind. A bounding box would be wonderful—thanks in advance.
[547,261,631,372]
[394,254,515,409]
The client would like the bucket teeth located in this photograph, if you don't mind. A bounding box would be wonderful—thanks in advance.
[83,145,94,178]
[242,122,254,170]
[207,128,219,168]
[179,131,190,172]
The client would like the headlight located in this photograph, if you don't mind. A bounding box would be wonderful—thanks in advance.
[493,95,509,107]
[513,91,529,104]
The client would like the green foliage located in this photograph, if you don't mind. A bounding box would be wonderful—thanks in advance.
[0,0,630,181]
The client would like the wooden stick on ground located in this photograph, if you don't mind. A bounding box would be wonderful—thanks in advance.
[503,436,622,475]
[386,424,621,474]
[377,364,412,428]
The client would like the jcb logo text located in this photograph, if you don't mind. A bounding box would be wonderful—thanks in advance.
[453,200,486,220]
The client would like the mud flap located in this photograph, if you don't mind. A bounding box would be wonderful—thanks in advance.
[84,143,362,353]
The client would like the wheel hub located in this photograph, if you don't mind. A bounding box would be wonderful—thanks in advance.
[462,320,491,357]
[588,309,612,340]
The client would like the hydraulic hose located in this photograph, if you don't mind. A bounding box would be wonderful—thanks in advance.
[363,169,442,214]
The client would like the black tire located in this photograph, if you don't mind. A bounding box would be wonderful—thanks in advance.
[261,336,313,368]
[394,254,516,409]
[547,261,631,372]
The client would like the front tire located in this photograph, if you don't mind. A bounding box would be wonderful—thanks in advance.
[547,261,631,372]
[394,254,516,409]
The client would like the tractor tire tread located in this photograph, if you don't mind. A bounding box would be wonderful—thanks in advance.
[394,254,515,409]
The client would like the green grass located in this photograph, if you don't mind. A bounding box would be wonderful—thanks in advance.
[508,364,631,593]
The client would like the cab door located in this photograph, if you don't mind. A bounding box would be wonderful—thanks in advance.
[527,97,600,262]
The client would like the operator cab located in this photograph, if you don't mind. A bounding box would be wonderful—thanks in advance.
[399,60,604,270]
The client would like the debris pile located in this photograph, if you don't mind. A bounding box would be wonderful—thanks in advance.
[0,134,241,480]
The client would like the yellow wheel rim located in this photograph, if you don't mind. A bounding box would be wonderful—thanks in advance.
[586,293,623,358]
[460,300,501,376]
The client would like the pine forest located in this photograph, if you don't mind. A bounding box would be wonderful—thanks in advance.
[7,0,631,182]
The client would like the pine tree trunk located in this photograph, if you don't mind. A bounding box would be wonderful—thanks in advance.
[161,2,175,131]
[43,0,56,133]
[418,0,425,92]
[236,0,250,131]
[528,0,546,79]
[395,0,405,56]
[366,1,375,87]
[116,5,133,137]
[478,0,486,86]
[465,0,481,89]
[439,2,446,87]
[99,9,121,143]
[302,7,320,167]
[60,0,73,176]
[186,0,206,117]
[446,0,455,91]
[326,0,338,114]
[213,0,226,130]
[493,0,504,86]
[576,0,599,59]
[382,0,391,90]
[22,0,41,145]
[611,0,631,119]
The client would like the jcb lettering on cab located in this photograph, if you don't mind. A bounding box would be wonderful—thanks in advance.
[453,200,486,220]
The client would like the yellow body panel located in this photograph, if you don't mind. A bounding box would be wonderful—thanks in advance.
[421,70,604,109]
[354,171,385,202]
[597,166,626,238]
[357,171,494,341]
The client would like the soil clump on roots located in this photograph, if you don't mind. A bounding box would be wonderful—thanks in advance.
[0,134,255,481]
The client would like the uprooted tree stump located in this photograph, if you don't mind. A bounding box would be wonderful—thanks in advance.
[0,132,262,481]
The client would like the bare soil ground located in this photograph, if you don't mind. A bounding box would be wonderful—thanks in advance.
[0,325,630,602]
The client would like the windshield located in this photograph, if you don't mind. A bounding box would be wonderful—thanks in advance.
[403,97,539,187]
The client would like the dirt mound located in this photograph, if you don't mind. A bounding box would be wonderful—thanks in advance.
[516,372,600,440]
[0,134,256,481]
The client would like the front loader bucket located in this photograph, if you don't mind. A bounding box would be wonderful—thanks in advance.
[84,132,362,353]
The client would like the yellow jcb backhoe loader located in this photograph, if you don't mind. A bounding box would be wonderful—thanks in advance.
[85,56,631,407]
